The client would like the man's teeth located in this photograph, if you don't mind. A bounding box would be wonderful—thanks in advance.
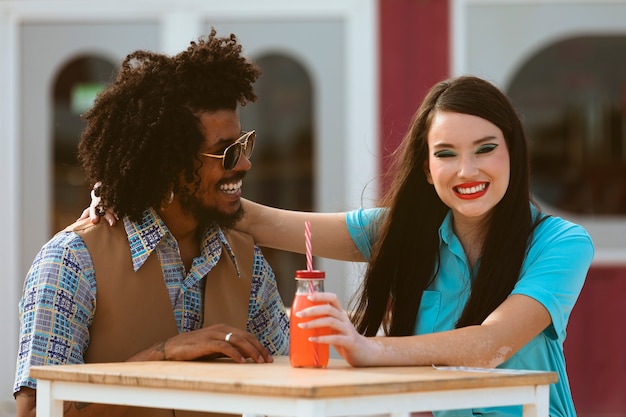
[456,183,486,194]
[220,180,242,194]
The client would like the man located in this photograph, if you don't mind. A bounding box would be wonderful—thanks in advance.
[14,30,289,417]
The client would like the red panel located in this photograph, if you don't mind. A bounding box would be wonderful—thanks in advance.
[379,0,449,194]
[565,265,626,416]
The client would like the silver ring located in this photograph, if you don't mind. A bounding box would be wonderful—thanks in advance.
[225,332,233,342]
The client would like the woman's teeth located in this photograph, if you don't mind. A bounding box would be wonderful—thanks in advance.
[456,183,486,194]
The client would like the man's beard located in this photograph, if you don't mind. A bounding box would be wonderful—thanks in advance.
[178,185,244,231]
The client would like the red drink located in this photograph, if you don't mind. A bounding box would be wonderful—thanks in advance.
[289,271,329,368]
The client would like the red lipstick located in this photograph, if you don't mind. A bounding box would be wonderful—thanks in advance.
[454,181,488,200]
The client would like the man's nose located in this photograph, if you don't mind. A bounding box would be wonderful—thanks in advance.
[234,152,252,171]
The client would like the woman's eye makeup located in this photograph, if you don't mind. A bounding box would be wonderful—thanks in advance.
[433,142,498,158]
[434,150,456,158]
[476,143,498,154]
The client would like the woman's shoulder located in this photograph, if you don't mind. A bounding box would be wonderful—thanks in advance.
[535,212,591,238]
[531,211,594,256]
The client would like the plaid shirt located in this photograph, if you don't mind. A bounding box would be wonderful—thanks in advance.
[14,208,289,393]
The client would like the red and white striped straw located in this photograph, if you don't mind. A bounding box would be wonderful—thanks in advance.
[304,220,319,366]
[305,221,313,271]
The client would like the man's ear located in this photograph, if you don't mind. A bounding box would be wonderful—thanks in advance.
[423,161,433,184]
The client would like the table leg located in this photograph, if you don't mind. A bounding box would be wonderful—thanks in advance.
[36,381,64,417]
[295,399,326,417]
[522,384,550,417]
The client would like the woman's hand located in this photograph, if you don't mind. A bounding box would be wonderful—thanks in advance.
[294,292,383,367]
[77,182,118,226]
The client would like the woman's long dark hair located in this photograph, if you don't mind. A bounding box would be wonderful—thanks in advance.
[350,76,540,336]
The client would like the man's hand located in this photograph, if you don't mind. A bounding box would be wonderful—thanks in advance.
[134,324,274,364]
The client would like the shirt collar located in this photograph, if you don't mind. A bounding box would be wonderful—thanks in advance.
[221,232,243,278]
[438,210,470,263]
[122,207,241,276]
[438,210,455,246]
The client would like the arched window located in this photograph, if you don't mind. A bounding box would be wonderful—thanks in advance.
[508,36,626,215]
[52,55,116,233]
[240,54,313,303]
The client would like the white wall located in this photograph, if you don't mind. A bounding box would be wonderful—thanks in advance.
[0,6,20,417]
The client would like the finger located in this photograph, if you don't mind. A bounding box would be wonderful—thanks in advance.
[295,302,342,319]
[197,325,273,363]
[193,343,251,363]
[206,339,268,364]
[298,314,344,331]
[89,183,103,223]
[103,211,118,226]
[77,207,90,222]
[225,332,273,363]
[304,316,361,348]
[307,292,341,307]
[164,333,250,363]
[89,207,101,224]
[90,190,101,208]
[214,343,255,363]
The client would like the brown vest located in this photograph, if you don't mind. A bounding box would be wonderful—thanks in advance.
[67,218,254,417]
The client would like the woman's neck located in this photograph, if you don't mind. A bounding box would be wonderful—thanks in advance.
[453,215,489,269]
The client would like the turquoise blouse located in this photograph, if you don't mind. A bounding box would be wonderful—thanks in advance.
[346,207,594,417]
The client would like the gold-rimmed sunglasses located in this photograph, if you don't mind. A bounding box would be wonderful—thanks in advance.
[199,130,256,172]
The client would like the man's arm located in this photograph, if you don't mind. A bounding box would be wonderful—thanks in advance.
[15,388,35,417]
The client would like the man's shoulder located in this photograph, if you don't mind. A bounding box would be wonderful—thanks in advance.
[35,220,92,261]
[63,218,99,234]
[64,218,127,241]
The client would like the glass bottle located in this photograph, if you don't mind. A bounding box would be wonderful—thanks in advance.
[289,270,330,368]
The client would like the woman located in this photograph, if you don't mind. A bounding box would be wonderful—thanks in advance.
[87,76,593,416]
[236,76,593,416]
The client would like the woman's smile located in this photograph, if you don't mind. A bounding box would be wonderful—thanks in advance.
[454,181,489,200]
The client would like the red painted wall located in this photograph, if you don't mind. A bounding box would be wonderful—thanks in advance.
[378,0,449,193]
[565,265,626,416]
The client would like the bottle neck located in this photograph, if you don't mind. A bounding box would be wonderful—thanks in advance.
[295,279,325,294]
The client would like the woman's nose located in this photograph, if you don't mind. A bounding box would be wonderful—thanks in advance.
[457,155,479,178]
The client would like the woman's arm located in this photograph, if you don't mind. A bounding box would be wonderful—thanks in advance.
[237,199,366,262]
[300,221,592,368]
[300,292,551,368]
[80,193,366,263]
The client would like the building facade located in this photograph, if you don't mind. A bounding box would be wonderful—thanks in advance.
[1,1,624,415]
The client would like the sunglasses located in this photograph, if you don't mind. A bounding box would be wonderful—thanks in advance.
[199,130,256,171]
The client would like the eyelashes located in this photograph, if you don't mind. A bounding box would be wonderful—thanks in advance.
[433,143,499,158]
[433,150,455,158]
[476,143,498,154]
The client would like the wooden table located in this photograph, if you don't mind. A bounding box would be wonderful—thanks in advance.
[31,356,557,417]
